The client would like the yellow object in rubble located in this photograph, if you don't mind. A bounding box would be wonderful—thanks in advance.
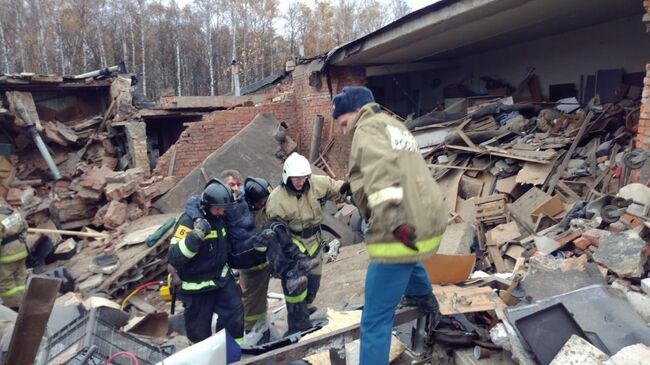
[159,274,172,301]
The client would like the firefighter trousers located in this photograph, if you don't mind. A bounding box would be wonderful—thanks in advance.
[0,259,27,308]
[179,276,244,343]
[239,264,271,331]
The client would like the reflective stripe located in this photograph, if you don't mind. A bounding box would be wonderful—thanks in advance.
[181,280,217,291]
[205,228,227,239]
[0,285,25,298]
[307,303,314,308]
[250,261,269,271]
[285,289,308,303]
[221,265,230,278]
[0,250,28,264]
[170,237,180,245]
[367,186,403,209]
[367,235,442,259]
[178,238,197,259]
[292,237,320,256]
[244,312,267,322]
[234,337,243,344]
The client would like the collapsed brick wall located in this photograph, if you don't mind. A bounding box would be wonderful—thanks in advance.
[636,1,650,183]
[153,99,297,177]
[153,64,367,180]
[292,65,366,178]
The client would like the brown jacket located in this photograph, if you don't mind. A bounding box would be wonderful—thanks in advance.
[347,103,447,263]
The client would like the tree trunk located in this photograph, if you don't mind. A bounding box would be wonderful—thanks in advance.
[82,34,88,71]
[15,8,26,71]
[207,14,215,96]
[0,17,10,73]
[139,5,147,96]
[57,22,65,74]
[130,20,136,75]
[33,0,49,73]
[176,40,181,96]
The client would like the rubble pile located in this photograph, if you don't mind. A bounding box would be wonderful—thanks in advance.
[0,74,177,294]
[404,92,650,364]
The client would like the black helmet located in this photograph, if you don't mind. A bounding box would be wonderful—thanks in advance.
[244,177,272,206]
[200,178,235,215]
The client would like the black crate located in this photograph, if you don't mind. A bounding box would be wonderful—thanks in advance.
[45,309,173,365]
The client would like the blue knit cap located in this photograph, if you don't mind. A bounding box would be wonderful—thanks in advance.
[332,86,375,119]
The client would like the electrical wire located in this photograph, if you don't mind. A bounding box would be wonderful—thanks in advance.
[103,351,139,365]
[120,281,161,310]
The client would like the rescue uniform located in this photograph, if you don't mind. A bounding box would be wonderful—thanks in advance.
[265,174,345,333]
[168,206,244,343]
[224,194,271,331]
[0,207,28,309]
[347,103,447,365]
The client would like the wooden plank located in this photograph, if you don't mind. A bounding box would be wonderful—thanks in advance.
[546,110,596,193]
[167,148,177,177]
[159,94,268,109]
[555,181,581,202]
[6,277,61,365]
[431,285,499,315]
[232,308,423,365]
[27,228,108,239]
[6,91,39,128]
[446,144,555,163]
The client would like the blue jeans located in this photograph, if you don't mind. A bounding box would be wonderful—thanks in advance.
[360,262,432,365]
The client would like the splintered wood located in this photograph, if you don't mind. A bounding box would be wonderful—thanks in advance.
[431,285,502,315]
[474,194,507,226]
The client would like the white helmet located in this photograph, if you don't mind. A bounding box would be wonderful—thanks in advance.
[282,152,312,184]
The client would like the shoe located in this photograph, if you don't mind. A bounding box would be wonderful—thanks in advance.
[286,275,308,293]
[296,258,320,273]
[400,293,440,314]
[308,306,318,315]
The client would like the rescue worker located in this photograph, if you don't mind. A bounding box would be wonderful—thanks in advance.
[265,152,346,334]
[227,175,319,334]
[0,205,28,310]
[332,86,446,365]
[168,178,244,344]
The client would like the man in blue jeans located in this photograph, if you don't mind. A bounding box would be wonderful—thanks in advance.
[332,86,447,364]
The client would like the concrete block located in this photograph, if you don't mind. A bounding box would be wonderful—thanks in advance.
[604,344,650,365]
[594,231,648,278]
[641,278,650,295]
[581,229,610,247]
[624,291,650,323]
[549,335,609,365]
[438,222,474,255]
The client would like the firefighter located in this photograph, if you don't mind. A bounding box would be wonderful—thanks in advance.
[0,205,28,310]
[332,86,447,365]
[265,152,346,334]
[168,178,244,344]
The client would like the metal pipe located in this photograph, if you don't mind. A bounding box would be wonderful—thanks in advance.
[13,99,62,180]
[309,115,324,162]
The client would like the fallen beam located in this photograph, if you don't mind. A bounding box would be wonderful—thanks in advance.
[27,228,108,239]
[232,307,424,365]
[5,276,61,365]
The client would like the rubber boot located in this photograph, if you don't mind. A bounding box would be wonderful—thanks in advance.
[400,293,441,328]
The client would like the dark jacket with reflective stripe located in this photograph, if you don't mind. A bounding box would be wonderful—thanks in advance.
[225,195,267,269]
[168,209,231,294]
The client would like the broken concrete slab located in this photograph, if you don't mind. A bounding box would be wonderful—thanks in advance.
[641,278,650,295]
[154,113,289,213]
[521,255,607,302]
[549,335,609,365]
[438,222,474,254]
[603,344,650,365]
[593,231,648,278]
[624,291,650,323]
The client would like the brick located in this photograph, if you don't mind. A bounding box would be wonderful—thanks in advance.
[105,167,144,184]
[104,179,139,201]
[142,176,177,200]
[573,237,591,250]
[582,229,611,247]
[103,200,127,229]
[126,203,145,221]
[77,187,103,203]
[80,165,114,191]
[52,197,93,223]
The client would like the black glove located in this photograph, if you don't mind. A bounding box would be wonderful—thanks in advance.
[253,229,275,252]
[339,181,352,197]
[193,218,211,240]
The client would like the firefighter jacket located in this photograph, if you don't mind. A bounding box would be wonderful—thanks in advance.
[347,103,447,263]
[0,206,28,265]
[265,175,345,258]
[225,195,267,270]
[168,200,231,294]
